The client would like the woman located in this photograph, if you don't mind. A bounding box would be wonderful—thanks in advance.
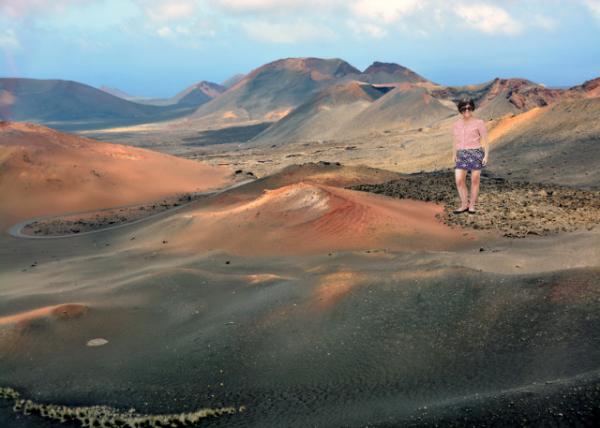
[452,98,489,214]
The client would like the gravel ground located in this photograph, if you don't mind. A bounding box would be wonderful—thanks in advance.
[347,169,600,238]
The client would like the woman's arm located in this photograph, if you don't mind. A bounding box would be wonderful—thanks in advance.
[452,123,458,162]
[478,120,490,162]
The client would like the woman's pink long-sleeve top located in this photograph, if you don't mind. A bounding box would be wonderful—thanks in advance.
[453,118,488,150]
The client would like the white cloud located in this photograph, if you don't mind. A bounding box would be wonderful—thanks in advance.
[432,7,446,29]
[210,0,332,14]
[582,0,600,21]
[136,0,199,22]
[346,20,387,39]
[155,20,216,38]
[157,26,173,37]
[241,19,336,43]
[0,29,22,50]
[0,0,94,20]
[350,0,422,24]
[454,2,522,35]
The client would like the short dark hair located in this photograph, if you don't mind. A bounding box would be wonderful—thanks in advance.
[457,98,476,112]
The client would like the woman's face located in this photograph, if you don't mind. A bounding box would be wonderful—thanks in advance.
[460,105,473,119]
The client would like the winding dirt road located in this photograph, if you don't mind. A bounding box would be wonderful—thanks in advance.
[6,178,256,240]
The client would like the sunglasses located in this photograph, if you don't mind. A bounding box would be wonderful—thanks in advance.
[460,106,473,112]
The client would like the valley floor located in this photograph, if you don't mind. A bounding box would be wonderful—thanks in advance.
[1,163,599,427]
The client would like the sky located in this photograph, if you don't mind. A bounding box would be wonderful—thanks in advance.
[1,0,600,98]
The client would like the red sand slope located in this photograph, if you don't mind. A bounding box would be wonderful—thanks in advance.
[0,303,89,326]
[0,121,235,229]
[131,180,482,256]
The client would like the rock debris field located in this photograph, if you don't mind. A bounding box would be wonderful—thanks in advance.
[347,169,600,238]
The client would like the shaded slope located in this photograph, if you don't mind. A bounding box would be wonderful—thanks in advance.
[489,96,600,188]
[345,84,456,133]
[251,82,386,143]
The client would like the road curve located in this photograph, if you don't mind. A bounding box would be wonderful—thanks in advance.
[6,178,256,240]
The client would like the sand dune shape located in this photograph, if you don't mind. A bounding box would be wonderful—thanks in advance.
[129,181,480,257]
[0,121,235,229]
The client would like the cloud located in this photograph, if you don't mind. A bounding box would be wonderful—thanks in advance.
[0,0,94,20]
[210,0,331,14]
[346,20,387,39]
[432,7,446,30]
[131,1,217,44]
[136,0,199,22]
[0,29,22,50]
[156,26,173,37]
[454,2,522,35]
[350,0,422,24]
[155,19,216,39]
[241,19,336,43]
[582,0,600,21]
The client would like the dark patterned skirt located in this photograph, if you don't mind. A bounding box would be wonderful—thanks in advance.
[455,147,485,170]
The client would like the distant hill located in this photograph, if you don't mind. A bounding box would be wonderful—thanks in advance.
[99,81,226,107]
[430,78,564,119]
[0,120,235,228]
[429,76,600,120]
[0,78,200,131]
[343,84,455,134]
[489,95,600,188]
[564,77,600,99]
[185,57,364,127]
[221,73,245,88]
[99,85,134,99]
[251,82,454,144]
[251,82,387,143]
[351,61,432,85]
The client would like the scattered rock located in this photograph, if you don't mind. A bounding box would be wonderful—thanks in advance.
[346,169,600,238]
[86,338,108,347]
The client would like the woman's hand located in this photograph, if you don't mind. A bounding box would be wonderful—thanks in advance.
[452,152,457,163]
[482,155,489,166]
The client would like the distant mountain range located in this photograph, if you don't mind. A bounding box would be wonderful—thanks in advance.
[1,57,598,140]
[0,78,205,131]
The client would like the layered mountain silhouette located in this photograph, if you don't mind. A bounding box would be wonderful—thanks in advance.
[352,61,432,84]
[185,57,432,128]
[430,78,564,119]
[221,73,245,89]
[101,81,226,107]
[252,82,454,143]
[1,58,598,144]
[250,82,387,142]
[0,78,208,131]
[185,58,364,127]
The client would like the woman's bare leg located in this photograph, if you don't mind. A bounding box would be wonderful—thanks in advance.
[454,168,469,209]
[469,169,481,210]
